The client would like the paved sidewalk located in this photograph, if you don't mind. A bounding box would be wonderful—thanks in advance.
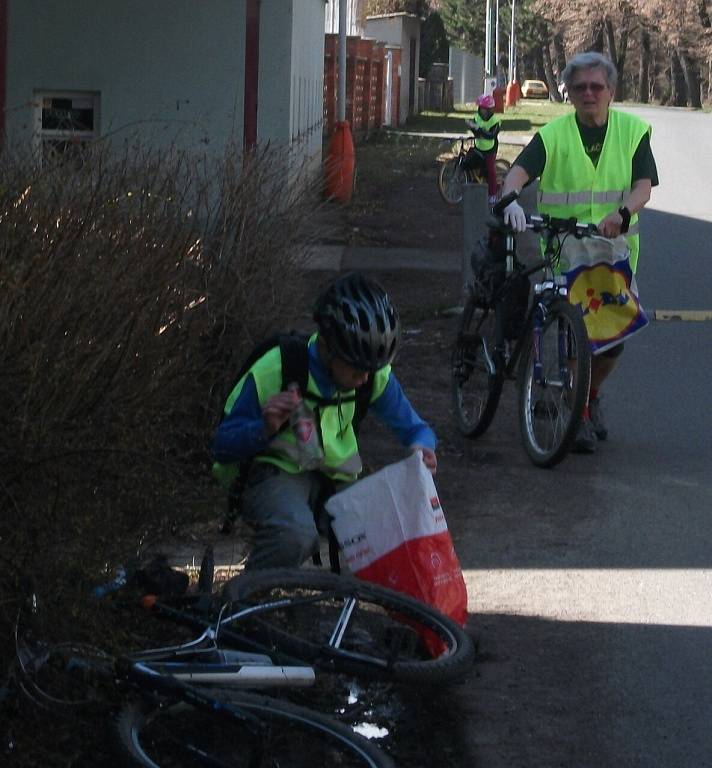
[385,128,533,147]
[305,244,462,273]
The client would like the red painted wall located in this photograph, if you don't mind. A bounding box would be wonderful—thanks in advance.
[323,34,401,137]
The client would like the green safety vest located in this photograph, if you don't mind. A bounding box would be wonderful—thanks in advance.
[474,113,501,153]
[212,335,391,488]
[537,109,650,272]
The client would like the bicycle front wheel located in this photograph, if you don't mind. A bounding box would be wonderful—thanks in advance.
[437,157,468,205]
[452,300,503,438]
[518,299,591,467]
[222,569,474,685]
[116,691,393,768]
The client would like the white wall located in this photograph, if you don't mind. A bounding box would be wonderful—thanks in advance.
[290,0,325,169]
[364,14,420,125]
[449,47,484,107]
[257,0,324,173]
[324,0,363,35]
[5,0,246,152]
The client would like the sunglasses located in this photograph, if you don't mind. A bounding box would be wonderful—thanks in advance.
[569,81,607,94]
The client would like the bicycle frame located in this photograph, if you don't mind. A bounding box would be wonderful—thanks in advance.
[486,228,570,382]
[129,598,316,686]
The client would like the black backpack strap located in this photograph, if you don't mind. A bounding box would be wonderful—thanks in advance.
[352,376,375,435]
[278,331,310,395]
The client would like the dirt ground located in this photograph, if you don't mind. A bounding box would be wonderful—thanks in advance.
[329,134,565,768]
[1,136,524,768]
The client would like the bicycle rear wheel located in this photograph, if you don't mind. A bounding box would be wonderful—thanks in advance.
[221,569,474,685]
[452,299,503,438]
[518,299,591,467]
[437,157,468,205]
[117,691,393,767]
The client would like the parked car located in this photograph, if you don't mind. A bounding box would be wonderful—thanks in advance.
[521,79,549,99]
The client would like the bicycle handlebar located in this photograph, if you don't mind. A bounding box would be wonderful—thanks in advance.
[491,190,599,239]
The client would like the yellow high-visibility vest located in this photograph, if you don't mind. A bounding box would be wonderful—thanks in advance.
[212,334,390,488]
[537,109,650,272]
[474,112,501,153]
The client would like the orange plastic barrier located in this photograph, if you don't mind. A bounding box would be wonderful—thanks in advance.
[493,86,506,113]
[506,81,521,107]
[325,121,355,204]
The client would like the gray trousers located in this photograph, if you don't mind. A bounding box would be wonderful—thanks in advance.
[240,462,335,571]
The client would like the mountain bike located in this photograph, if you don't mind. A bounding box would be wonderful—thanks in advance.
[451,190,595,468]
[437,132,511,206]
[11,561,474,766]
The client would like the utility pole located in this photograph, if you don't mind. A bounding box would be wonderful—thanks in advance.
[485,0,497,91]
[495,0,500,87]
[338,0,347,122]
[509,0,517,84]
[485,0,492,82]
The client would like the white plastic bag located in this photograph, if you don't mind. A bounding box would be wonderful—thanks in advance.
[326,452,468,629]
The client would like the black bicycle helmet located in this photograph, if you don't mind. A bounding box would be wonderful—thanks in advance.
[313,272,400,371]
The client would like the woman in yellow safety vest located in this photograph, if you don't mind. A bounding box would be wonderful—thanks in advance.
[499,52,659,454]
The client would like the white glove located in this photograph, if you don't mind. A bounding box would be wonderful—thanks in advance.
[503,200,527,232]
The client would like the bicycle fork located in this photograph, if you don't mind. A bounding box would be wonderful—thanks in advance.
[531,291,571,389]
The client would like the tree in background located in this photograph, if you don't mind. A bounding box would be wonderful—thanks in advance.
[438,0,487,53]
[420,10,451,76]
[365,0,429,14]
[370,0,711,106]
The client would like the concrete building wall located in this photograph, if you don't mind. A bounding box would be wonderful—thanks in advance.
[364,14,420,125]
[449,47,484,108]
[257,0,324,171]
[5,0,246,152]
[290,0,325,168]
[324,0,363,35]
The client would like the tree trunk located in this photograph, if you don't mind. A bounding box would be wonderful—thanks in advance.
[604,14,631,101]
[604,16,618,66]
[679,51,702,108]
[615,20,631,100]
[669,47,687,106]
[532,46,546,82]
[540,26,560,101]
[588,18,605,52]
[553,32,567,75]
[638,27,650,104]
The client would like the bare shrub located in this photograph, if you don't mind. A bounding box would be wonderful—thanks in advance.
[0,139,331,615]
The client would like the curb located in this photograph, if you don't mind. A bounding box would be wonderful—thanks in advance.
[652,309,712,322]
[306,245,462,273]
[384,128,532,147]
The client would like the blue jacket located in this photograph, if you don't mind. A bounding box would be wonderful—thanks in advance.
[212,338,436,464]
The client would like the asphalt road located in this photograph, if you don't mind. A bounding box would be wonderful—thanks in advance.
[199,105,711,767]
[458,104,712,768]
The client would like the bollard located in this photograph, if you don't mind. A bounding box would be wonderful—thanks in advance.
[462,183,489,289]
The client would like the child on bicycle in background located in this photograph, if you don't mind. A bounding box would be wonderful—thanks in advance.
[465,94,502,206]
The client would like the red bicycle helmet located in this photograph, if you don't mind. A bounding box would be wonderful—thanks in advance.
[314,272,400,372]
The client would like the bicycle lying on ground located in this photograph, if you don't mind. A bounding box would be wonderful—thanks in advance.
[451,190,596,467]
[437,132,511,206]
[10,560,474,766]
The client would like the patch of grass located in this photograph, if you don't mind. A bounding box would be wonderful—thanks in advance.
[402,101,572,137]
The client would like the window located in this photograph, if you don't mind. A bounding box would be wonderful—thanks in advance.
[34,91,100,164]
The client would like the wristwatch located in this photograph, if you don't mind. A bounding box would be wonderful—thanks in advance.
[618,206,631,234]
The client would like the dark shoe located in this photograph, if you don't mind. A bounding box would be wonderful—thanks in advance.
[572,418,597,454]
[589,396,608,441]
